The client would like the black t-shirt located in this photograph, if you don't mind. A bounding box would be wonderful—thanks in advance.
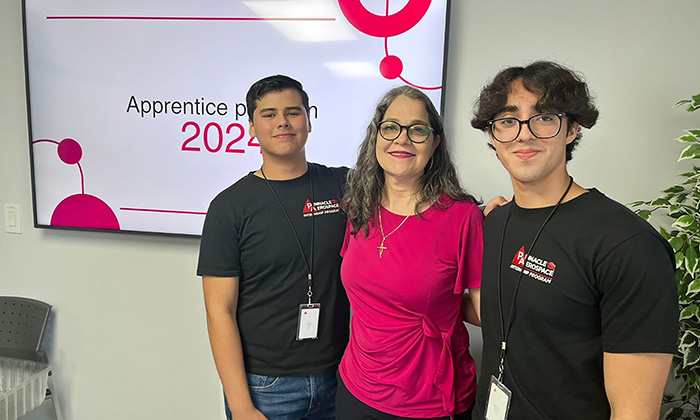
[197,163,350,376]
[473,189,678,420]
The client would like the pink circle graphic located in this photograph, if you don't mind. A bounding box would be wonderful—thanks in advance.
[379,55,403,79]
[338,0,431,38]
[51,194,120,230]
[57,138,82,164]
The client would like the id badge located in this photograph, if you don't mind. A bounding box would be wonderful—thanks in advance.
[296,303,321,340]
[485,375,512,420]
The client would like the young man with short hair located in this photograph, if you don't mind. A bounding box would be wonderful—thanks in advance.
[197,75,349,420]
[471,61,678,420]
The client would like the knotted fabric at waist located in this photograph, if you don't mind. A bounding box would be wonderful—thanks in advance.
[422,315,461,418]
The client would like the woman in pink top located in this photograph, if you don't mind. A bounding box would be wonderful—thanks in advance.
[337,86,483,420]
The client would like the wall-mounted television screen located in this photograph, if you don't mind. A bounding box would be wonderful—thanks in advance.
[24,0,450,236]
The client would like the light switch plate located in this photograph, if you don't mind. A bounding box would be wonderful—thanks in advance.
[4,204,21,234]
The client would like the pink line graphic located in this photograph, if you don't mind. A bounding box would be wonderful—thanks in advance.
[46,16,335,22]
[120,207,206,216]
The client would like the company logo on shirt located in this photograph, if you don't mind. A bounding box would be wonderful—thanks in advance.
[510,246,557,284]
[302,198,341,217]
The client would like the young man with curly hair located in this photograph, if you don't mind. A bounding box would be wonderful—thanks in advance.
[471,61,678,420]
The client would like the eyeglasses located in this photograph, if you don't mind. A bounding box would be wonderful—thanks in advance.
[378,121,433,144]
[487,113,566,143]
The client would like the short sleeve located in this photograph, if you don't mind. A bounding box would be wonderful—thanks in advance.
[454,203,484,294]
[334,166,350,191]
[340,221,352,258]
[196,197,242,278]
[597,231,679,354]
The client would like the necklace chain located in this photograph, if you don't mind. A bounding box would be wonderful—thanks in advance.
[377,208,411,259]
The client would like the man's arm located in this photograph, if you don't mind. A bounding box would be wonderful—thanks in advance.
[202,275,267,420]
[603,352,673,420]
[461,287,481,326]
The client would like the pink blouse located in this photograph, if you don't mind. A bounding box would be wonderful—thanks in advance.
[339,198,484,418]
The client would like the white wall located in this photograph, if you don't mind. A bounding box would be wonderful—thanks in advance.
[2,1,699,419]
[0,2,222,419]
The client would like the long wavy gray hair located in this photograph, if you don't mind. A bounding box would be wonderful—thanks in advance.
[342,85,479,237]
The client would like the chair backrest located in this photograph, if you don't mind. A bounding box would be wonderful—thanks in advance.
[0,296,51,351]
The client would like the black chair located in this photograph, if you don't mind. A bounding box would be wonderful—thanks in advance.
[0,296,63,420]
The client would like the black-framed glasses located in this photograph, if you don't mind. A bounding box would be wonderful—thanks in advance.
[487,113,567,143]
[377,120,433,144]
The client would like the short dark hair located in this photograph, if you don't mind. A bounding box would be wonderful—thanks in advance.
[471,61,599,161]
[245,75,310,120]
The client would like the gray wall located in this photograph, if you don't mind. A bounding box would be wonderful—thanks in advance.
[2,1,699,419]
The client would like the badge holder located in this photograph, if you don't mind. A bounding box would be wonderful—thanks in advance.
[296,303,321,340]
[485,375,512,420]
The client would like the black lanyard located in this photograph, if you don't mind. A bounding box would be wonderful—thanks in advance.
[496,176,573,381]
[260,165,315,304]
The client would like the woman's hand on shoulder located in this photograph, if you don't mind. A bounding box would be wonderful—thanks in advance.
[482,196,511,217]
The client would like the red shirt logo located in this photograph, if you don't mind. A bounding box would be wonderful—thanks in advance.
[512,246,526,267]
[303,199,315,214]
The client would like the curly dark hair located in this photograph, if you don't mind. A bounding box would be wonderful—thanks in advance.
[245,74,310,120]
[342,86,479,237]
[471,61,599,161]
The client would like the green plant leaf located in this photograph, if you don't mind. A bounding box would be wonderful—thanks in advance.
[669,204,683,215]
[680,275,694,295]
[681,304,698,320]
[686,246,699,275]
[688,328,700,339]
[674,215,696,230]
[637,210,652,221]
[670,236,686,253]
[665,185,687,194]
[688,278,700,296]
[629,200,646,207]
[660,226,672,240]
[688,129,700,138]
[681,330,699,348]
[674,358,688,376]
[684,345,700,368]
[664,406,683,419]
[651,198,671,206]
[679,144,700,161]
[677,252,686,269]
[692,94,700,110]
[678,134,699,143]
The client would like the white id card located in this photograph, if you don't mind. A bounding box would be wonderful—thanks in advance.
[485,375,512,420]
[296,303,320,340]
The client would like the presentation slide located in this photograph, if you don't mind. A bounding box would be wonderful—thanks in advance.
[24,0,449,236]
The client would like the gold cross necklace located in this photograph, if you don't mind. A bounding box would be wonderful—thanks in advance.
[377,208,411,259]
